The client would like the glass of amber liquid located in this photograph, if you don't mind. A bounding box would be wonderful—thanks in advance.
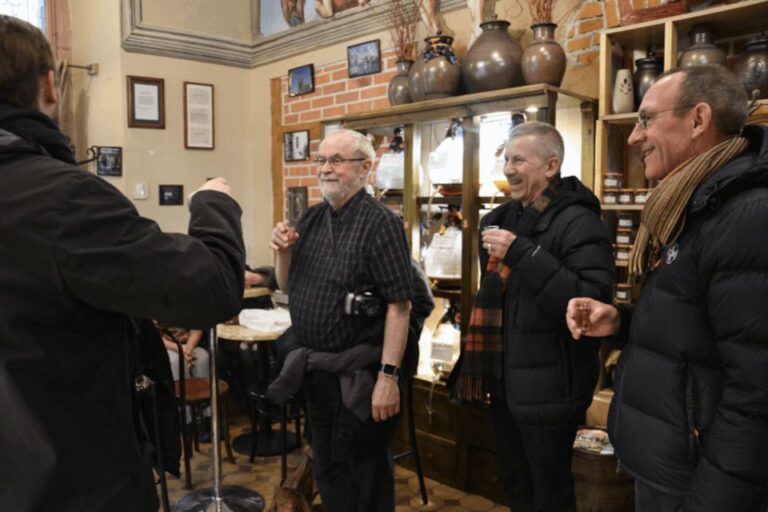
[575,301,591,331]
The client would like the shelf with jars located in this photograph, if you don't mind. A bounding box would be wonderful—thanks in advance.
[325,83,595,500]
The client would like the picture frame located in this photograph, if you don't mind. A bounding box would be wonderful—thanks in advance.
[127,76,165,129]
[158,185,184,206]
[283,130,310,162]
[183,82,215,149]
[287,186,308,225]
[288,64,314,97]
[347,39,381,78]
[96,147,123,177]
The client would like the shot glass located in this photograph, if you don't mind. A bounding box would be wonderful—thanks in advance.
[574,301,591,331]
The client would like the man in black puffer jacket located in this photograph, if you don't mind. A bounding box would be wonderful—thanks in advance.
[0,16,245,511]
[471,122,614,511]
[568,66,768,511]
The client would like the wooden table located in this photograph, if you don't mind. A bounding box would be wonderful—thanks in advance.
[216,320,297,459]
[243,286,271,299]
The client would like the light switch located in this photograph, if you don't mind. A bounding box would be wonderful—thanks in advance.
[133,182,149,200]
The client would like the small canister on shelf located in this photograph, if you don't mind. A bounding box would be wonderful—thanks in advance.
[615,283,633,303]
[603,190,618,204]
[617,213,635,228]
[618,189,634,205]
[616,228,635,245]
[604,173,623,189]
[634,188,651,204]
[615,244,631,261]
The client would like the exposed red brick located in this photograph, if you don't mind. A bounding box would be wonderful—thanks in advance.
[300,177,316,187]
[315,73,331,85]
[579,18,604,34]
[285,178,301,188]
[605,0,620,27]
[300,110,322,122]
[374,71,398,85]
[347,100,373,114]
[291,99,312,112]
[322,82,346,95]
[578,2,602,19]
[361,85,388,99]
[335,91,360,104]
[349,76,372,89]
[576,51,599,66]
[631,0,645,10]
[284,113,299,124]
[332,69,348,81]
[566,36,592,53]
[373,98,391,110]
[648,0,662,6]
[323,106,346,118]
[323,62,346,72]
[312,96,334,108]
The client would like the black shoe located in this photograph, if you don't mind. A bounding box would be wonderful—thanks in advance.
[197,417,212,443]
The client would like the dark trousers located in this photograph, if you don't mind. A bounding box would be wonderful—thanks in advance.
[303,370,400,512]
[490,393,577,512]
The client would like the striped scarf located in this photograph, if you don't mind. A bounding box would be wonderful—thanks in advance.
[455,182,558,402]
[629,136,748,277]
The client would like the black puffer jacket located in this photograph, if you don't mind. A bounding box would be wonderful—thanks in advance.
[608,124,768,511]
[0,103,245,512]
[480,176,615,425]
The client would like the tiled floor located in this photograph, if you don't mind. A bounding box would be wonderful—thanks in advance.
[164,413,506,511]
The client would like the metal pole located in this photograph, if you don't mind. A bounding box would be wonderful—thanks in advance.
[208,327,224,512]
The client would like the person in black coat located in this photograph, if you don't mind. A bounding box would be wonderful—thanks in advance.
[567,66,768,512]
[462,122,614,511]
[0,16,245,512]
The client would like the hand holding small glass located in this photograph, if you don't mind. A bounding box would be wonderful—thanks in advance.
[482,225,516,258]
[269,221,299,252]
[565,298,620,340]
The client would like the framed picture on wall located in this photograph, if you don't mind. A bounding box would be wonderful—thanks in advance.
[288,64,314,97]
[158,185,184,206]
[347,39,381,78]
[183,82,215,149]
[96,146,123,177]
[283,130,310,162]
[127,75,165,129]
[287,186,308,225]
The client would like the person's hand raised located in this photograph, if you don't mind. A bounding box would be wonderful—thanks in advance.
[566,298,620,340]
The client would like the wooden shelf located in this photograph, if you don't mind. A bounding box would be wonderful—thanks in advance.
[430,286,461,300]
[602,204,644,211]
[600,112,638,125]
[615,260,629,267]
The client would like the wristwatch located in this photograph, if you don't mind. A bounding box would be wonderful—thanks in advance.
[379,363,400,378]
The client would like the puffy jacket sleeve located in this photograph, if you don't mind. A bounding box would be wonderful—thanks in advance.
[54,173,245,328]
[501,206,615,318]
[685,191,768,511]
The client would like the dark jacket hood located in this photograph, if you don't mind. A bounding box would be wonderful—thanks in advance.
[690,124,768,215]
[0,101,76,165]
[534,175,602,232]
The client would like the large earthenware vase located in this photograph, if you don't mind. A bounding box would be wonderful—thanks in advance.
[409,33,461,101]
[521,23,566,87]
[633,52,663,109]
[388,60,414,105]
[678,24,727,68]
[734,33,768,100]
[461,19,524,93]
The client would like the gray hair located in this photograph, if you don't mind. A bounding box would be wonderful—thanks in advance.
[661,66,748,136]
[324,128,376,163]
[507,121,564,170]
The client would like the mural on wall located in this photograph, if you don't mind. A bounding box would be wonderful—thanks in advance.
[281,0,306,26]
[315,0,370,19]
[263,0,372,35]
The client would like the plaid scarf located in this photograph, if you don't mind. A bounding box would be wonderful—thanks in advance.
[629,136,748,277]
[455,181,558,402]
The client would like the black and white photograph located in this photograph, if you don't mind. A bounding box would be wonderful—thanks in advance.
[158,184,184,206]
[287,186,308,225]
[283,130,310,162]
[347,39,381,78]
[184,82,215,149]
[96,146,122,177]
[288,64,314,97]
[126,75,165,129]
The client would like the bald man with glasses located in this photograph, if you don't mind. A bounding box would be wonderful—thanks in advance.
[270,129,413,512]
[567,66,768,512]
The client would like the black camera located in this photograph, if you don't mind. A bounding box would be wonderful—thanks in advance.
[344,291,383,318]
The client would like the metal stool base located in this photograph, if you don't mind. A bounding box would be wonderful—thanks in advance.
[175,485,265,512]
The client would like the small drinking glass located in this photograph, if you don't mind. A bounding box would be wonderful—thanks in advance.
[483,225,500,232]
[574,301,591,331]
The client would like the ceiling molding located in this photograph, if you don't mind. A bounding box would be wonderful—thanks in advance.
[121,0,467,69]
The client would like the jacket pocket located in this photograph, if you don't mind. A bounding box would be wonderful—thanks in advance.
[684,369,700,464]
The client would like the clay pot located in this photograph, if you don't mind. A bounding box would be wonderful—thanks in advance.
[388,60,413,105]
[461,19,524,93]
[633,52,663,109]
[415,33,461,100]
[521,23,566,87]
[678,24,727,68]
[733,33,768,100]
[613,69,634,114]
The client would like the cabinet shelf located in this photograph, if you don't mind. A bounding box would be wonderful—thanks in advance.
[602,204,644,211]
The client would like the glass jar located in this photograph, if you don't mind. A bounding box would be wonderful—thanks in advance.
[604,173,623,189]
[615,284,633,303]
[616,229,635,245]
[634,189,650,204]
[603,190,618,204]
[618,189,634,205]
[615,245,631,260]
[617,213,635,228]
